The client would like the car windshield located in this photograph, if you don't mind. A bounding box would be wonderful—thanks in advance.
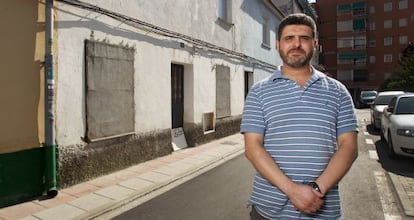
[361,91,377,97]
[396,97,414,114]
[375,95,397,105]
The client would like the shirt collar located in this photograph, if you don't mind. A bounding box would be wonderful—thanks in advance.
[271,66,327,83]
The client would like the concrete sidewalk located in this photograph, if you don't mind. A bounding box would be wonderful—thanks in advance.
[1,133,413,219]
[389,172,414,217]
[0,134,245,220]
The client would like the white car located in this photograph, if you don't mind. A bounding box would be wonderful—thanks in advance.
[370,91,405,130]
[381,94,414,158]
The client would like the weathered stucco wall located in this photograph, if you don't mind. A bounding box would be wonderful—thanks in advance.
[54,0,282,186]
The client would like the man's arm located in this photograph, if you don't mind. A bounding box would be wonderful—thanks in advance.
[244,132,324,214]
[315,131,358,194]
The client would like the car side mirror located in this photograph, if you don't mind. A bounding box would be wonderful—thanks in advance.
[387,107,394,113]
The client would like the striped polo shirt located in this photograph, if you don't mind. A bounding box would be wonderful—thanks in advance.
[240,67,358,219]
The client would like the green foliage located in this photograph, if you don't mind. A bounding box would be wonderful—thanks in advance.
[380,57,414,92]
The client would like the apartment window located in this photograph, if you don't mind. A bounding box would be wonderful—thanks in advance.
[370,56,376,63]
[399,0,408,9]
[354,36,366,49]
[338,59,353,65]
[353,19,366,32]
[384,20,392,29]
[399,18,407,27]
[369,40,376,47]
[384,72,392,79]
[399,35,408,44]
[262,17,270,48]
[352,1,366,15]
[384,37,393,46]
[384,2,392,12]
[338,53,366,66]
[337,20,353,32]
[354,69,368,82]
[369,6,375,14]
[369,22,376,30]
[337,4,351,15]
[337,37,353,48]
[354,58,367,66]
[369,72,376,81]
[384,54,393,63]
[218,0,232,24]
[337,70,353,80]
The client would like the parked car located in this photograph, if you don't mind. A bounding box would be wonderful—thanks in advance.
[370,91,405,130]
[358,90,377,108]
[381,94,414,158]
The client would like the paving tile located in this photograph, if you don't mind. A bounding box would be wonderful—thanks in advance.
[32,204,85,220]
[118,177,154,191]
[60,183,100,198]
[33,191,77,208]
[0,202,45,220]
[94,185,135,201]
[68,193,113,211]
[137,171,171,183]
[153,165,187,176]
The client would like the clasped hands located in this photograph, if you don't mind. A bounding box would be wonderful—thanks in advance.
[286,183,324,214]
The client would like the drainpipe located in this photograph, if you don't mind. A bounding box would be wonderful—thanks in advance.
[44,0,58,197]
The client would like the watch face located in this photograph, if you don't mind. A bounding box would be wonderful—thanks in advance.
[307,181,321,193]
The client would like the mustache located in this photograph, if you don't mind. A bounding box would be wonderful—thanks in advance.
[288,48,305,53]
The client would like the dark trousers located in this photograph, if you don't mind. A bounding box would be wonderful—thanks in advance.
[250,206,269,220]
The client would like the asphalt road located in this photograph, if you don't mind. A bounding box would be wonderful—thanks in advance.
[113,154,255,220]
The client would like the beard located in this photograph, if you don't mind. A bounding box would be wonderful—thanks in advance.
[279,48,313,68]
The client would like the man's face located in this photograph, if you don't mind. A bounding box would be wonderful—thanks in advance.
[276,25,317,68]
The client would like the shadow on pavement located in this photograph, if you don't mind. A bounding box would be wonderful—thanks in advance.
[375,139,414,178]
[366,124,380,136]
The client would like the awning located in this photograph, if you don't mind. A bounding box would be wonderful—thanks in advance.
[338,4,351,12]
[352,1,366,9]
[338,53,367,60]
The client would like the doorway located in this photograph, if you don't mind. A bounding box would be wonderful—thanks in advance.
[171,64,187,150]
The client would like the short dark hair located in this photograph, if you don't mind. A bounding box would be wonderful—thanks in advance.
[277,13,316,40]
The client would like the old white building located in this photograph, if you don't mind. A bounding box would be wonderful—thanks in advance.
[55,0,285,187]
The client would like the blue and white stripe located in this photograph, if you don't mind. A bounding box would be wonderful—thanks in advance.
[241,68,358,219]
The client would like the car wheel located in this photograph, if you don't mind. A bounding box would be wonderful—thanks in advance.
[387,133,396,159]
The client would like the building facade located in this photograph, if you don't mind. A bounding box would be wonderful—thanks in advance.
[315,0,414,102]
[1,0,323,207]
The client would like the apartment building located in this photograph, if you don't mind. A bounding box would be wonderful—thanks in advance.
[314,0,414,101]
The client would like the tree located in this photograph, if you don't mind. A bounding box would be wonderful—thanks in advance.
[380,56,414,92]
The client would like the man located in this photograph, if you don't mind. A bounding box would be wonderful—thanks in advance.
[241,13,358,219]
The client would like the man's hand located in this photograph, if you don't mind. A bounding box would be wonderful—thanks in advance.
[286,183,324,214]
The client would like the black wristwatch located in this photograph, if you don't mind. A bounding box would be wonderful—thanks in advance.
[307,181,321,193]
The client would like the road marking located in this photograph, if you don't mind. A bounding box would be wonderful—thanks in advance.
[363,131,369,136]
[366,138,374,145]
[374,171,402,220]
[369,150,379,160]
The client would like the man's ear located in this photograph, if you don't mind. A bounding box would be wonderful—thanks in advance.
[313,39,318,50]
[276,40,280,50]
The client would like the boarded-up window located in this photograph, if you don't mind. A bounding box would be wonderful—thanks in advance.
[85,40,135,141]
[216,65,230,118]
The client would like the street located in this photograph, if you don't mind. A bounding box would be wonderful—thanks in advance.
[113,109,414,220]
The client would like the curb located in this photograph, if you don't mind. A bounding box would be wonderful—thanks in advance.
[388,172,414,217]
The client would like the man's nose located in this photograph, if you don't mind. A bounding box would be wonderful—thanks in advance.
[292,38,301,48]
